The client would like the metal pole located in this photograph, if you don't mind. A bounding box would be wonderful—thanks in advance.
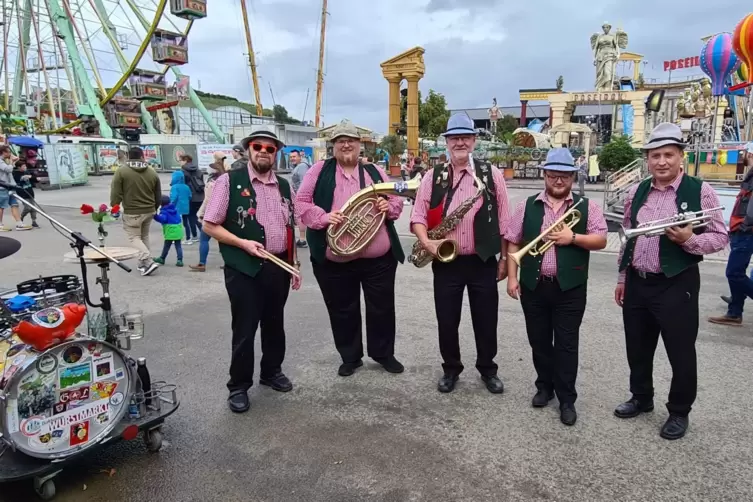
[1,0,9,110]
[12,0,32,114]
[314,0,327,127]
[28,0,59,129]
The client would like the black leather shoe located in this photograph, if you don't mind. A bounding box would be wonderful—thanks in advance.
[227,392,250,413]
[560,403,577,426]
[437,374,459,393]
[660,414,689,440]
[374,356,405,374]
[259,372,293,392]
[481,375,504,394]
[614,398,654,418]
[338,360,363,377]
[532,389,555,408]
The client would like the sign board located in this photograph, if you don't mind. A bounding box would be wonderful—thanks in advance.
[197,144,235,171]
[663,57,700,71]
[140,145,164,171]
[45,144,89,185]
[570,91,626,104]
[160,144,198,171]
[96,144,126,172]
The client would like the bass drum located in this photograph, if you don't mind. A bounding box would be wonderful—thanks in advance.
[0,336,133,459]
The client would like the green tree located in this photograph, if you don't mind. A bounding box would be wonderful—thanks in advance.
[556,75,564,91]
[494,114,519,140]
[271,104,301,124]
[379,135,406,166]
[419,90,450,139]
[598,135,639,172]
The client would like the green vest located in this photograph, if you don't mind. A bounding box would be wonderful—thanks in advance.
[307,158,405,264]
[219,168,293,278]
[619,175,703,277]
[520,194,590,291]
[428,160,500,261]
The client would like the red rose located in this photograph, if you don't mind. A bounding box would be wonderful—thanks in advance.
[99,204,108,212]
[111,204,120,214]
[80,204,94,215]
[248,207,256,216]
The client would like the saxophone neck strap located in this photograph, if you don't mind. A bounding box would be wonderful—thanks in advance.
[442,169,468,219]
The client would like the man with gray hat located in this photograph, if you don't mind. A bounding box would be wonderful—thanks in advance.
[411,112,510,394]
[203,129,301,413]
[505,148,607,426]
[613,122,728,440]
[296,119,405,377]
[230,144,248,171]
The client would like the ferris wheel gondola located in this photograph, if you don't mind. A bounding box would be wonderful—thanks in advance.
[0,0,223,141]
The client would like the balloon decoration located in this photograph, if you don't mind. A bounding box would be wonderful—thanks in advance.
[700,32,740,96]
[733,14,753,84]
[738,62,750,83]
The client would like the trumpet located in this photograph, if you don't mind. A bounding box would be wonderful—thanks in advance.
[618,206,725,246]
[508,199,583,267]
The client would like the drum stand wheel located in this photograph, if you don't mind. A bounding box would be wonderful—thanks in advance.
[33,471,60,501]
[144,427,163,453]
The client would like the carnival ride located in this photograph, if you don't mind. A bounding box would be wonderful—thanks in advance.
[0,0,224,141]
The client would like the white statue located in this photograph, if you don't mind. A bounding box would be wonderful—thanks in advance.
[488,98,500,133]
[590,22,628,90]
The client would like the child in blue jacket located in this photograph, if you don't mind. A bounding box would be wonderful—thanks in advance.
[153,195,184,266]
[170,170,192,244]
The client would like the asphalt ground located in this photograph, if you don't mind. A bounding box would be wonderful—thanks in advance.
[0,183,750,501]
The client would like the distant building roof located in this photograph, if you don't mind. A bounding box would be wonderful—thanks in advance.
[451,103,613,121]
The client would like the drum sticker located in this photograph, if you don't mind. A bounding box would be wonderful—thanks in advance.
[69,420,90,446]
[11,354,27,367]
[31,308,65,329]
[86,342,103,357]
[59,385,90,403]
[28,428,68,451]
[53,402,68,415]
[20,416,44,437]
[58,362,91,389]
[115,368,125,381]
[110,392,124,406]
[96,412,109,425]
[93,353,115,381]
[17,374,56,419]
[38,401,109,436]
[90,381,117,401]
[61,345,85,365]
[36,354,58,374]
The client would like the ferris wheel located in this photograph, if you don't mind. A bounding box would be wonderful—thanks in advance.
[0,0,223,140]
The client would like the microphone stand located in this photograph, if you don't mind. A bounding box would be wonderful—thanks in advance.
[4,190,131,336]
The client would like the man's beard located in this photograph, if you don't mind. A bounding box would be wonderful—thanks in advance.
[545,186,570,200]
[251,159,272,173]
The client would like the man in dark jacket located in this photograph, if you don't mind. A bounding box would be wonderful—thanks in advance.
[230,144,248,171]
[12,160,39,228]
[180,154,204,242]
[110,147,162,276]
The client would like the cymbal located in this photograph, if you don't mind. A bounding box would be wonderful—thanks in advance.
[64,246,140,263]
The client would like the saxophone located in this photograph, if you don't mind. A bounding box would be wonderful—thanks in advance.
[408,165,487,268]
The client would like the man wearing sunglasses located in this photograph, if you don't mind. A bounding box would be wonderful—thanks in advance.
[202,130,301,413]
[505,148,607,426]
[296,119,405,377]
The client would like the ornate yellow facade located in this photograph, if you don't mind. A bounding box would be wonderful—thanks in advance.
[380,47,425,158]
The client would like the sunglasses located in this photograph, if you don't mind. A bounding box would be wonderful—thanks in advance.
[250,142,277,154]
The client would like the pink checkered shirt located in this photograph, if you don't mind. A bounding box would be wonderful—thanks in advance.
[617,173,729,283]
[505,193,608,277]
[203,165,294,254]
[410,164,510,255]
[295,161,404,262]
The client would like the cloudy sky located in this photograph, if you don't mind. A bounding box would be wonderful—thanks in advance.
[180,0,746,133]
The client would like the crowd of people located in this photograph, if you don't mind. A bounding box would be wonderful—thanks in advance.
[0,144,40,231]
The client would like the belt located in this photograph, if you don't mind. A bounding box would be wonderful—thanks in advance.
[631,268,665,279]
[540,275,557,283]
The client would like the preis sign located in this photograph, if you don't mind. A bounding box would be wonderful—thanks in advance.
[664,57,700,71]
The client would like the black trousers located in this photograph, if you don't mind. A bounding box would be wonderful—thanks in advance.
[312,252,398,363]
[224,257,290,393]
[520,279,586,404]
[623,266,700,416]
[432,255,498,376]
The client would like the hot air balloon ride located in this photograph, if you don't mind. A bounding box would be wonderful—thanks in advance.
[733,13,753,140]
[700,32,740,96]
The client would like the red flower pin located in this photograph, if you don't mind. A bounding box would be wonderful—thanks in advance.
[241,188,251,197]
[248,207,256,217]
[80,204,94,215]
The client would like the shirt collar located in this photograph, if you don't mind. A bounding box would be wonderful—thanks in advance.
[247,163,278,185]
[651,170,683,191]
[336,163,359,179]
[536,191,574,204]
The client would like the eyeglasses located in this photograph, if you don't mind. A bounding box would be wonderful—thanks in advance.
[251,142,277,154]
[545,173,573,181]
